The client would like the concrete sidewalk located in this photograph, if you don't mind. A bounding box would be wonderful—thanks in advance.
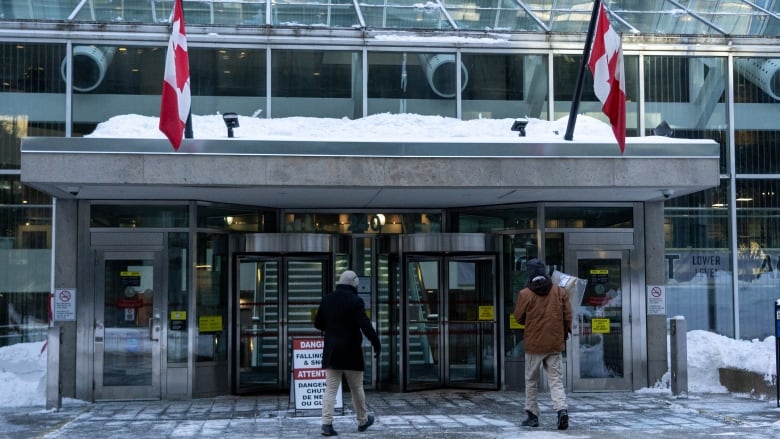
[2,390,779,439]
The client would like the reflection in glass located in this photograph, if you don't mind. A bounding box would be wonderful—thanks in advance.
[461,54,547,120]
[733,57,780,174]
[576,258,623,379]
[734,179,780,339]
[368,52,458,117]
[103,258,154,386]
[644,55,727,172]
[0,43,66,167]
[167,233,189,363]
[553,53,639,138]
[406,260,440,385]
[272,49,362,118]
[360,0,453,30]
[272,0,359,27]
[665,181,734,337]
[196,233,228,362]
[238,259,281,387]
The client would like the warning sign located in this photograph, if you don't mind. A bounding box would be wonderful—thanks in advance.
[591,318,611,334]
[292,337,341,410]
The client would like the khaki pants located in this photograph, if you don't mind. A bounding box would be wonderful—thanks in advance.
[524,352,567,416]
[321,368,368,426]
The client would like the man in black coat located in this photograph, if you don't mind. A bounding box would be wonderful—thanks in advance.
[315,270,381,436]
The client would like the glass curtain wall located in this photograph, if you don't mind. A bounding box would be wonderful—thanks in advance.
[0,41,58,346]
[461,53,548,121]
[367,51,459,117]
[552,53,639,138]
[271,49,362,118]
[0,178,51,346]
[68,44,266,136]
[651,55,733,336]
[732,56,780,339]
[5,26,780,344]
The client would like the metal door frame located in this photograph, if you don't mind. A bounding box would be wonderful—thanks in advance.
[566,247,633,392]
[94,249,164,401]
[402,253,499,391]
[233,251,332,393]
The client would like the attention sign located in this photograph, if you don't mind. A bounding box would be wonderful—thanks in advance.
[292,337,341,411]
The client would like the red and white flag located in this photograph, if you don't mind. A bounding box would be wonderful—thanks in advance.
[588,3,626,153]
[159,0,191,150]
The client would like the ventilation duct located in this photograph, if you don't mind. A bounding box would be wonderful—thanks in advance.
[734,58,780,101]
[60,46,116,93]
[417,54,468,98]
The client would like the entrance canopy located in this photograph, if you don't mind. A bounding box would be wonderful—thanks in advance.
[21,137,719,208]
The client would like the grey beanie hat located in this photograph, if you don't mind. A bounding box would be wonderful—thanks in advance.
[337,270,360,288]
[525,259,547,279]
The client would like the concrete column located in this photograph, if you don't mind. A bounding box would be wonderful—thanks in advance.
[52,199,79,398]
[644,201,668,387]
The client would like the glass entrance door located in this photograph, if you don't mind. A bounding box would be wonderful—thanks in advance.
[570,250,632,391]
[94,251,163,400]
[405,256,497,390]
[235,255,329,392]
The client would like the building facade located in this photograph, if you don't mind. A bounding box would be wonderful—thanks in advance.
[0,1,777,402]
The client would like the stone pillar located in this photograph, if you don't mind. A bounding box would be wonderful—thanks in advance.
[644,201,668,387]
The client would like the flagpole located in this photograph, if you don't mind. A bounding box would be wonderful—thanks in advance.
[564,0,602,141]
[185,111,193,139]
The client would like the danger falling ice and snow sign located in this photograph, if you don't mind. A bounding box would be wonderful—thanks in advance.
[292,337,341,410]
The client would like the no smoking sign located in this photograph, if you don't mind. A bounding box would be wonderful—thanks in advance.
[647,285,666,316]
[52,288,77,321]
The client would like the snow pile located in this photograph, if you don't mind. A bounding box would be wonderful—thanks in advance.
[0,340,47,407]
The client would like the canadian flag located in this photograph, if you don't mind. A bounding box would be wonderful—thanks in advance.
[159,0,191,150]
[588,3,626,153]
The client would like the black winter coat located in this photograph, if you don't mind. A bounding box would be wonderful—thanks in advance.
[314,284,381,371]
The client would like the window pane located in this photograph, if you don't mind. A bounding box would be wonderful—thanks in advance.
[272,49,361,118]
[71,45,266,136]
[0,177,51,347]
[644,55,728,174]
[462,54,547,120]
[733,57,780,174]
[553,54,639,138]
[196,233,229,362]
[91,204,189,228]
[368,52,458,117]
[0,43,66,168]
[664,181,734,337]
[735,179,780,339]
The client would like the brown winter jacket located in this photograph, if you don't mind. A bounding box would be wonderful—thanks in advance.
[513,276,573,354]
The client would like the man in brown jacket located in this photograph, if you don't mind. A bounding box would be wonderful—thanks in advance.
[513,259,573,430]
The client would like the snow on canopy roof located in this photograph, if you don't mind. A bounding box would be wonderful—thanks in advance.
[86,113,684,144]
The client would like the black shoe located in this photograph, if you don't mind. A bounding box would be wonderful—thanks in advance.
[358,414,375,432]
[557,409,569,430]
[321,424,338,436]
[521,410,539,427]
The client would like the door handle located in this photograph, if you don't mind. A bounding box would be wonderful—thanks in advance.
[149,317,161,341]
[95,321,104,343]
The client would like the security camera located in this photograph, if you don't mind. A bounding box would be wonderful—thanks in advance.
[662,189,674,199]
[65,186,80,197]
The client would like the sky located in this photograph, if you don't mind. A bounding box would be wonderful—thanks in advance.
[0,330,775,408]
[85,113,684,145]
